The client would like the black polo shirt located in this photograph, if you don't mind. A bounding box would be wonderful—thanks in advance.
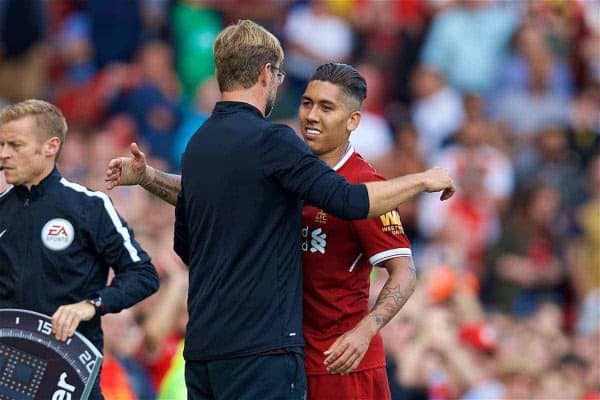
[175,101,369,360]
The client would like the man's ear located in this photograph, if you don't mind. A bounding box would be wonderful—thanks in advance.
[44,137,61,158]
[347,111,361,133]
[258,63,271,88]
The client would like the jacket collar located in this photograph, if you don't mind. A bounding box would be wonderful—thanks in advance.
[14,167,61,201]
[213,101,265,119]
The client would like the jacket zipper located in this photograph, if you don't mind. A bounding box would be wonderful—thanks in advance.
[18,195,31,304]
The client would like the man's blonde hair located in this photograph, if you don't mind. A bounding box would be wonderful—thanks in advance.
[213,20,284,92]
[0,99,68,149]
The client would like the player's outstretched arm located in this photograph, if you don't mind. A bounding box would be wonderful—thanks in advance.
[364,167,455,218]
[324,257,416,375]
[105,142,182,206]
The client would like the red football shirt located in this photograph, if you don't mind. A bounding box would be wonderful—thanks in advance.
[302,146,412,375]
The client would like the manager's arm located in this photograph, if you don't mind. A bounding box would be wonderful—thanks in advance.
[106,139,455,216]
[262,125,454,220]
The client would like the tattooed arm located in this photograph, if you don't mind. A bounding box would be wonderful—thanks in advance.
[324,256,416,375]
[105,142,181,206]
[140,166,181,206]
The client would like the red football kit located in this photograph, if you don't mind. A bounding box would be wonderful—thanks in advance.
[302,146,412,399]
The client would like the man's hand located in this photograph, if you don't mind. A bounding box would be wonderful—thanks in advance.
[421,167,455,201]
[51,301,96,341]
[105,142,151,189]
[323,323,374,375]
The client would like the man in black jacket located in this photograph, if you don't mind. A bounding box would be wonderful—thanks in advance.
[0,99,159,399]
[106,20,454,400]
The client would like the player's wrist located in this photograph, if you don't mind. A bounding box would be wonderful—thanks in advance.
[141,165,155,187]
[359,317,380,338]
[417,171,430,192]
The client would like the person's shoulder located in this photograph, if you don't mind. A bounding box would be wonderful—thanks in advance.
[265,122,298,136]
[56,177,114,209]
[262,122,303,145]
[340,151,385,183]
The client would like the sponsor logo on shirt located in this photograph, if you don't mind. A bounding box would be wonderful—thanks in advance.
[301,226,327,254]
[314,210,328,224]
[379,210,405,235]
[41,218,74,251]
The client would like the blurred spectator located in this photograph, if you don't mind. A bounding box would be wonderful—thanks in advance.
[284,0,354,98]
[495,22,574,100]
[110,40,181,169]
[421,0,519,94]
[157,341,186,399]
[53,7,95,85]
[530,125,587,207]
[349,62,394,161]
[139,247,188,391]
[171,0,222,100]
[373,123,426,239]
[171,78,220,169]
[484,184,567,315]
[410,66,465,158]
[433,118,514,210]
[56,128,90,182]
[493,43,571,140]
[0,0,47,103]
[88,0,142,68]
[101,309,155,399]
[569,155,600,338]
[568,84,600,166]
[418,119,510,275]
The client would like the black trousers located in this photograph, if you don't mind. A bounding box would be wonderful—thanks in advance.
[185,350,306,400]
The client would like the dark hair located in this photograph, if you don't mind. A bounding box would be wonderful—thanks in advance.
[309,63,367,107]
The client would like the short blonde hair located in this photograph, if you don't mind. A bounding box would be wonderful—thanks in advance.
[0,99,68,147]
[213,20,284,92]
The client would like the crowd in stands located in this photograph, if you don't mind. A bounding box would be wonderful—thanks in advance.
[0,0,598,398]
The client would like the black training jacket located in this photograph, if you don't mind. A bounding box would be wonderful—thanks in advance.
[175,101,369,360]
[0,168,159,351]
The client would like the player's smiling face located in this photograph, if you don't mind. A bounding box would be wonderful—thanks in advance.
[299,80,360,156]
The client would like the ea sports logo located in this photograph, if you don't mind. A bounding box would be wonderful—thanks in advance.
[41,218,74,251]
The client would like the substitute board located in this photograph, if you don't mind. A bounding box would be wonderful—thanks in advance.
[0,309,102,400]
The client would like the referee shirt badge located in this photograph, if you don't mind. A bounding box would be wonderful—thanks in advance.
[41,218,74,251]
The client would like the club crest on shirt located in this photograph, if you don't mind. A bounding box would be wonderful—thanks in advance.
[314,210,328,224]
[379,210,404,235]
[41,218,74,251]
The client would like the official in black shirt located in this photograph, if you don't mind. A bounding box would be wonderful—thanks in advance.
[0,100,159,399]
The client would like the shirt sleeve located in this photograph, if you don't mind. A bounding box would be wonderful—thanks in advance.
[174,183,189,265]
[261,124,369,220]
[91,195,159,314]
[351,175,412,266]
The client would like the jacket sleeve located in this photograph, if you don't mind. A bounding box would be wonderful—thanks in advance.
[174,183,189,265]
[261,124,369,220]
[91,195,159,315]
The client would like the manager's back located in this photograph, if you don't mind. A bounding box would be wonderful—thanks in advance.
[175,97,370,362]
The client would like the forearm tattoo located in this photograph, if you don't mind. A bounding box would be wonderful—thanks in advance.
[142,171,181,206]
[368,264,416,330]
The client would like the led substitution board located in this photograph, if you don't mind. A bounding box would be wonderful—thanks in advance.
[0,309,102,400]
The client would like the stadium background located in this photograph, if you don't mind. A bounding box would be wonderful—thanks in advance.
[0,0,598,398]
